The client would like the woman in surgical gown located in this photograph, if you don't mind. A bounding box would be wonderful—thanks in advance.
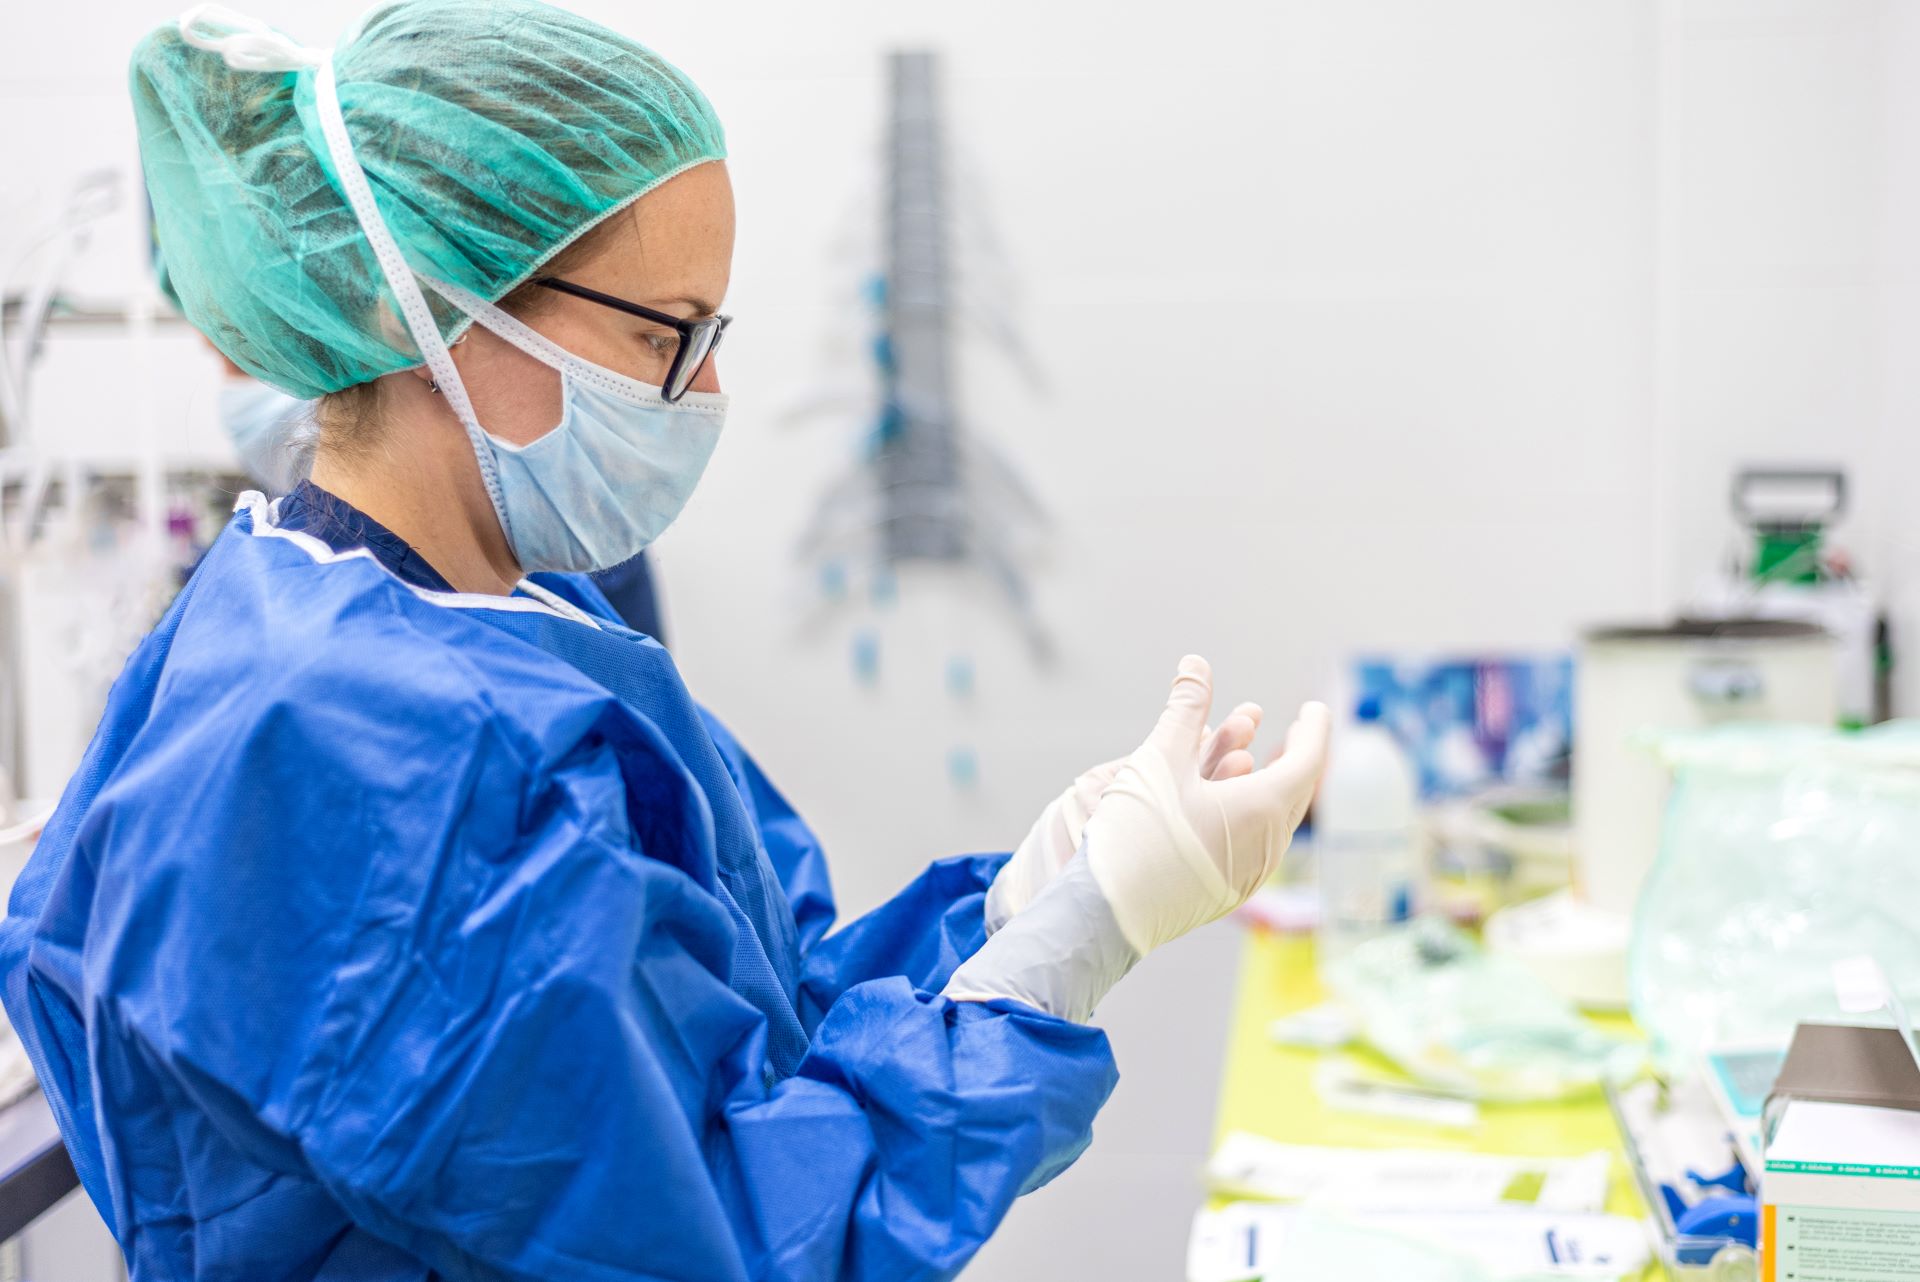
[0,4,1326,1279]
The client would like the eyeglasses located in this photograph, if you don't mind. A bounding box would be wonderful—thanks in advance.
[535,277,731,403]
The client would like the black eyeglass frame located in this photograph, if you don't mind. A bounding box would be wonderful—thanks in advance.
[535,277,731,403]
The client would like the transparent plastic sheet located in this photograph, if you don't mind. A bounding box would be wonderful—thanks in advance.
[1323,918,1644,1103]
[1629,723,1920,1072]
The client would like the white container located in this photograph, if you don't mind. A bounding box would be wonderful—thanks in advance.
[1316,702,1423,970]
[1495,618,1839,1011]
[1574,619,1836,917]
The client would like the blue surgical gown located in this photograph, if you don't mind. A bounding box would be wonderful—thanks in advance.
[0,486,1117,1281]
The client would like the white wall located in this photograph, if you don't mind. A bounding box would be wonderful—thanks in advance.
[1877,0,1920,718]
[1660,0,1894,648]
[1,2,1912,1279]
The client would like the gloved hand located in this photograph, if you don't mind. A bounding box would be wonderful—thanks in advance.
[946,657,1329,1023]
[984,703,1266,935]
[1085,656,1329,956]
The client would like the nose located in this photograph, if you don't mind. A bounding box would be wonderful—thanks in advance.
[688,354,722,396]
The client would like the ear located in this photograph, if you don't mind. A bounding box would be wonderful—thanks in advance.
[439,328,479,385]
[408,328,472,383]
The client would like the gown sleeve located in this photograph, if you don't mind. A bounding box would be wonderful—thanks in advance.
[698,708,839,955]
[105,671,1115,1282]
[696,711,1011,1023]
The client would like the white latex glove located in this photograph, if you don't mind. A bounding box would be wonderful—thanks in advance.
[944,659,1326,1024]
[984,704,1265,934]
[1083,656,1330,957]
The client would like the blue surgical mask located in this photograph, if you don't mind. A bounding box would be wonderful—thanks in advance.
[218,380,314,495]
[426,278,727,574]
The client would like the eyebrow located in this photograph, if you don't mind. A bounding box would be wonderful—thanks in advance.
[651,294,722,318]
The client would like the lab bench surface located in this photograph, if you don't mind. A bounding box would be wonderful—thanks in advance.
[1211,929,1657,1276]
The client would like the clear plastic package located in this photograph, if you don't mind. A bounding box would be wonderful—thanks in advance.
[1323,917,1643,1102]
[1629,723,1920,1072]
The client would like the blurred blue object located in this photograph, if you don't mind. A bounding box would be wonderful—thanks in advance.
[948,745,979,789]
[1686,1157,1753,1197]
[853,628,882,684]
[1673,1195,1759,1262]
[820,559,850,601]
[1352,654,1574,798]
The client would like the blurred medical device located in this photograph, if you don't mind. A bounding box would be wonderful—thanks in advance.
[785,50,1056,791]
[1691,468,1886,727]
[794,52,1049,643]
[1488,619,1838,1011]
[0,168,243,818]
[1491,467,1883,1011]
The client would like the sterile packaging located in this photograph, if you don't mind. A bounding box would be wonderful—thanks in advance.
[1631,724,1920,1072]
[1607,1075,1761,1278]
[1314,1057,1482,1129]
[1762,1102,1920,1281]
[1205,1132,1612,1212]
[1322,917,1644,1102]
[1187,1202,1652,1282]
[1760,1023,1920,1282]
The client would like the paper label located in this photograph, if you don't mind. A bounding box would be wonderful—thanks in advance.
[1766,1203,1920,1281]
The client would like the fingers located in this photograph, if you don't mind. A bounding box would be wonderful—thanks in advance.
[1216,701,1332,815]
[1148,655,1214,757]
[1201,702,1263,778]
[1212,748,1256,780]
[1275,702,1333,827]
[1065,758,1126,825]
[1074,757,1126,791]
[1265,701,1332,789]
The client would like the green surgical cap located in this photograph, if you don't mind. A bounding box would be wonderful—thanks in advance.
[133,0,727,399]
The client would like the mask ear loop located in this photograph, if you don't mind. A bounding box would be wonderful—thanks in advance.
[304,57,513,543]
[421,278,573,378]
